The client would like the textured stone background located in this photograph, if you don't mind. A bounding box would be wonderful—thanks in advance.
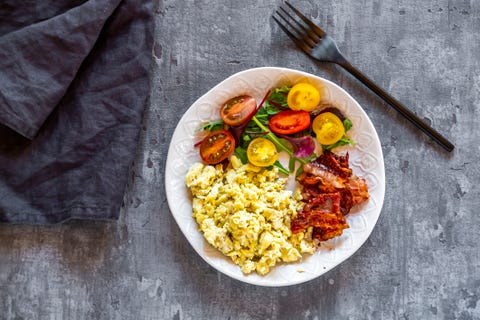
[1,0,479,319]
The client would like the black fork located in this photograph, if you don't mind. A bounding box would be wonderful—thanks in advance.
[273,1,454,152]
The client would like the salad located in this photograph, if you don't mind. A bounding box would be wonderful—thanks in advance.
[195,82,355,173]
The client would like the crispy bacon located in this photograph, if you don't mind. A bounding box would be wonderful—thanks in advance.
[291,151,369,241]
[302,163,345,189]
[339,189,354,215]
[312,227,346,241]
[346,175,370,206]
[312,151,352,178]
[303,192,341,213]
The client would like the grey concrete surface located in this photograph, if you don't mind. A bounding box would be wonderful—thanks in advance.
[1,0,479,319]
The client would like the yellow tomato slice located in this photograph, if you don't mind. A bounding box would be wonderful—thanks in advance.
[287,83,321,111]
[247,138,278,167]
[312,112,345,145]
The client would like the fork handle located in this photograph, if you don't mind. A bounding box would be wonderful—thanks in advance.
[337,60,454,152]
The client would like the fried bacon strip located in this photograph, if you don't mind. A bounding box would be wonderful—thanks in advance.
[291,151,370,241]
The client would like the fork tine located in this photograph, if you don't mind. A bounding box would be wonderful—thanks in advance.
[275,10,315,48]
[272,14,312,54]
[285,1,326,38]
[278,6,319,45]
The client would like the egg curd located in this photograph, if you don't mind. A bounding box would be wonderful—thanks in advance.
[185,156,315,275]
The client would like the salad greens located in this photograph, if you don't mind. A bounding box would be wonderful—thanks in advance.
[200,119,224,132]
[199,86,356,176]
[322,119,355,151]
[236,88,316,175]
[264,86,289,110]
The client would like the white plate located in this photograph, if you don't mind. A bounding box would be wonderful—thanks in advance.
[165,67,385,287]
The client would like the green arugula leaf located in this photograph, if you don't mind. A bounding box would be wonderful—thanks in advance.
[239,134,253,149]
[265,86,290,110]
[273,160,289,175]
[288,156,296,173]
[295,165,304,177]
[249,107,270,127]
[234,147,248,164]
[323,137,356,151]
[343,118,353,132]
[200,119,224,132]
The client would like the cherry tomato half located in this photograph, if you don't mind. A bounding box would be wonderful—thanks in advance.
[220,95,257,126]
[199,129,235,164]
[247,138,278,167]
[287,83,321,112]
[269,110,311,135]
[312,112,345,145]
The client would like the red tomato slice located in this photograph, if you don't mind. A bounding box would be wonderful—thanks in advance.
[269,110,311,135]
[199,129,235,164]
[220,95,257,126]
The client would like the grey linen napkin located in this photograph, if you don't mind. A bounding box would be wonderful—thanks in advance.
[0,0,154,224]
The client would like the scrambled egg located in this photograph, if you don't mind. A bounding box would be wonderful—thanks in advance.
[185,157,315,275]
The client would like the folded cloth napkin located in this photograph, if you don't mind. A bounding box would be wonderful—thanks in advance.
[0,0,154,224]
